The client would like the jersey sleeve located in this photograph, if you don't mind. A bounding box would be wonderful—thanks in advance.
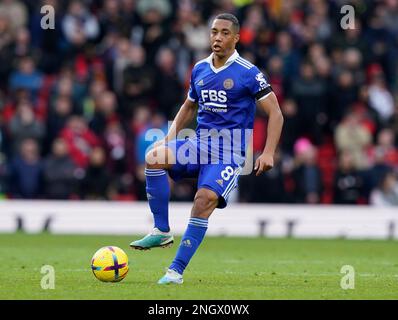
[187,67,198,102]
[245,66,273,101]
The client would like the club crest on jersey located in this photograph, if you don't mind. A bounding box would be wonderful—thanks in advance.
[223,78,234,89]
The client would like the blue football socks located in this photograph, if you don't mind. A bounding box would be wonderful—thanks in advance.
[169,217,208,274]
[144,168,170,233]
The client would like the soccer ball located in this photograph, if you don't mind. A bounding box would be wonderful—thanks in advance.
[91,246,129,282]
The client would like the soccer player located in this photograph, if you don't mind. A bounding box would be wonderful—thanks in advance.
[130,13,284,284]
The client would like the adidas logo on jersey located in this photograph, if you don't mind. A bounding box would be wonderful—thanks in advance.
[197,79,204,86]
[216,179,224,187]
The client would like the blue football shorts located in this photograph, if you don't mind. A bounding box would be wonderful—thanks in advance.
[165,138,242,209]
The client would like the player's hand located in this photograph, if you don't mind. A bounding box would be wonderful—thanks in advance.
[153,138,167,149]
[254,152,274,176]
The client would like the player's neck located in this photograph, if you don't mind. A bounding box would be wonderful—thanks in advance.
[212,49,235,69]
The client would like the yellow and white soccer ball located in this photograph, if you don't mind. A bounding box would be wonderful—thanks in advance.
[91,246,129,282]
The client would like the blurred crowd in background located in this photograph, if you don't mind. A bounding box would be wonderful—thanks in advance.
[0,0,397,205]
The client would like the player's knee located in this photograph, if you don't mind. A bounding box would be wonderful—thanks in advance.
[145,148,165,169]
[192,189,218,217]
[145,147,174,169]
[145,151,156,169]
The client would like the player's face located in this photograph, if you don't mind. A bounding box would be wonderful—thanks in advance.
[210,19,239,58]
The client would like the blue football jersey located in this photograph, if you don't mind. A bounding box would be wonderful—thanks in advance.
[187,50,272,162]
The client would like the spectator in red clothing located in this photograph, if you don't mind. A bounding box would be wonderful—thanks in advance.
[368,128,398,169]
[239,4,264,48]
[60,116,101,168]
[1,88,31,124]
[252,117,267,156]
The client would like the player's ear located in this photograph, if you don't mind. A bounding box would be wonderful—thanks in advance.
[234,33,240,45]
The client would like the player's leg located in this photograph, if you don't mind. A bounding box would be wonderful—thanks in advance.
[130,145,175,250]
[158,188,218,284]
[144,146,175,233]
[158,163,241,284]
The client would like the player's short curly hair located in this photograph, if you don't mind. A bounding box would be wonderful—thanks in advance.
[214,13,240,33]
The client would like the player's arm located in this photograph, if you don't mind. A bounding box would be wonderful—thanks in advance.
[155,98,197,147]
[254,92,284,176]
[166,98,197,141]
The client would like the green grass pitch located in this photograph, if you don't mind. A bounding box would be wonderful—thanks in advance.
[0,233,397,299]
